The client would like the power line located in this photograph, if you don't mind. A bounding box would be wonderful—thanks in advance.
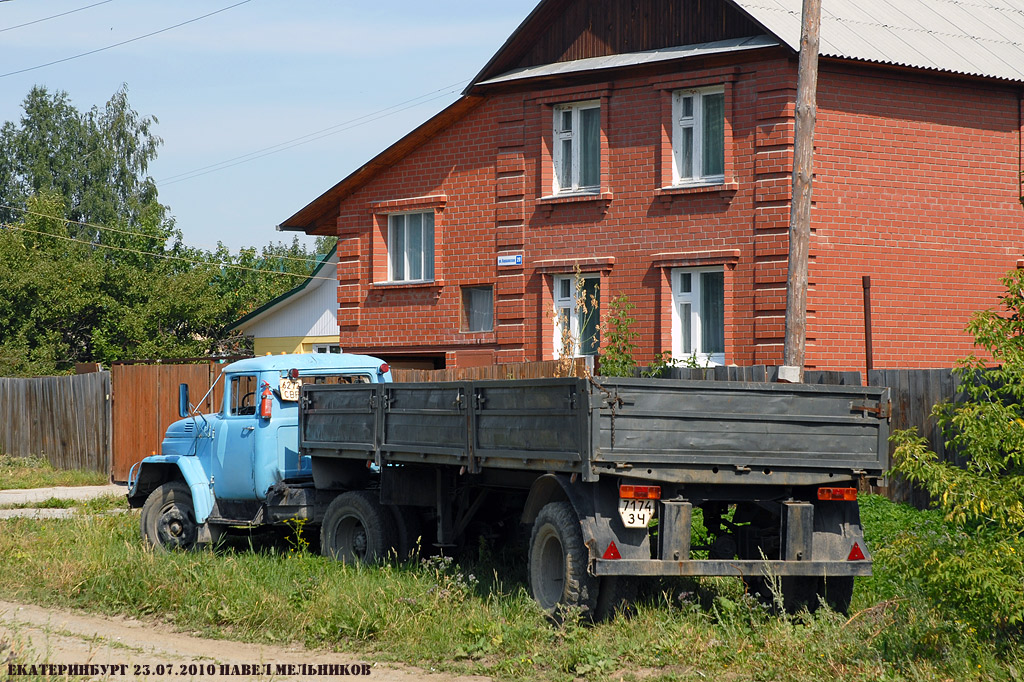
[1,221,337,282]
[160,89,460,186]
[156,80,469,185]
[0,203,329,267]
[0,0,253,79]
[0,0,114,33]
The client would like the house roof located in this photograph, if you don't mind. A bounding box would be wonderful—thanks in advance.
[732,0,1024,83]
[471,0,1024,88]
[477,36,781,87]
[281,0,1024,235]
[226,250,338,332]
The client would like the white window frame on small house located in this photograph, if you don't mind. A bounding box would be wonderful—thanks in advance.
[312,344,341,354]
[552,101,601,195]
[553,274,600,358]
[671,267,725,366]
[387,211,435,283]
[672,86,725,186]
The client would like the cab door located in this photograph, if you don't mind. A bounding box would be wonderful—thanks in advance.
[212,373,258,500]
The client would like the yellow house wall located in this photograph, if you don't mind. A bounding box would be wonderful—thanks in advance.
[252,336,340,356]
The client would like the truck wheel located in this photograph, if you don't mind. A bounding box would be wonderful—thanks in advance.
[140,481,198,551]
[390,506,422,562]
[321,491,396,564]
[781,577,819,613]
[819,576,854,613]
[529,502,598,620]
[594,576,636,621]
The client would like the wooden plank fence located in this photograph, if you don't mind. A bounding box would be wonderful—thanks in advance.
[0,358,969,507]
[869,368,959,508]
[654,364,863,385]
[391,358,589,382]
[0,372,111,474]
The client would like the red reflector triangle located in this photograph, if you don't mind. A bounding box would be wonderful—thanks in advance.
[602,541,621,560]
[847,542,865,561]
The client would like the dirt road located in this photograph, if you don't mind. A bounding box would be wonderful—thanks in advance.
[0,600,492,682]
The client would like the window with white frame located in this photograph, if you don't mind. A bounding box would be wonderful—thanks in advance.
[552,101,601,194]
[312,344,341,354]
[461,286,493,333]
[553,274,600,357]
[671,268,725,365]
[672,87,725,185]
[388,211,434,282]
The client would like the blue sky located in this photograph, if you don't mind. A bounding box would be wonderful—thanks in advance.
[0,1,538,251]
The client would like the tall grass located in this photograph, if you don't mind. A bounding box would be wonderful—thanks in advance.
[0,496,1021,681]
[0,454,108,489]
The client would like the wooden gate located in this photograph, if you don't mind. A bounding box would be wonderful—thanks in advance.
[110,362,227,482]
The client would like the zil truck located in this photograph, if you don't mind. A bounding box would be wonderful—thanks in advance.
[128,353,890,616]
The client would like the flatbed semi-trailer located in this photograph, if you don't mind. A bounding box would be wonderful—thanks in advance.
[298,376,889,615]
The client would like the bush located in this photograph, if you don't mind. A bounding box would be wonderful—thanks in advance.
[890,268,1024,640]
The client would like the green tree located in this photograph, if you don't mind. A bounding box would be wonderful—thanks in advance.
[0,86,326,374]
[890,268,1024,638]
[0,85,167,237]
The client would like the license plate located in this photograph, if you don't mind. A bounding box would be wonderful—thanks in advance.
[618,498,654,528]
[279,377,302,402]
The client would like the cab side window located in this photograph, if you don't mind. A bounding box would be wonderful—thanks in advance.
[229,375,259,416]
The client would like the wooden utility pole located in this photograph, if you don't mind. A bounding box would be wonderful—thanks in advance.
[782,0,821,380]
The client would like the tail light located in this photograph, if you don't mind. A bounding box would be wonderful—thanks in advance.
[378,363,390,375]
[619,485,661,500]
[818,487,857,501]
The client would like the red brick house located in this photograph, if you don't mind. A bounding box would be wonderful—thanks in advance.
[278,0,1024,372]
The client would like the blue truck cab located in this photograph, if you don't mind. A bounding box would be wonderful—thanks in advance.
[126,352,391,549]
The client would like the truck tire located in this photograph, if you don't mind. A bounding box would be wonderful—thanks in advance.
[528,502,598,620]
[390,505,422,562]
[321,491,396,564]
[818,575,854,613]
[140,481,198,551]
[594,576,636,621]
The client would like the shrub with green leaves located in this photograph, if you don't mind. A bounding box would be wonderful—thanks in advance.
[597,294,638,377]
[891,268,1024,639]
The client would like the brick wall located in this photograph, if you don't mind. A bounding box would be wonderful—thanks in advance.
[331,56,1024,372]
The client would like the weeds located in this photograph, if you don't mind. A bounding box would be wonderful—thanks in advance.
[0,496,1021,680]
[0,454,107,490]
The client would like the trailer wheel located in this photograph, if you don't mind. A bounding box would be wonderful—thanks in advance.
[818,576,853,613]
[390,506,422,562]
[529,502,598,620]
[594,576,636,621]
[140,481,198,551]
[321,491,396,564]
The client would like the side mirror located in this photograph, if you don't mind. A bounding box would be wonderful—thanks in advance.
[178,383,190,418]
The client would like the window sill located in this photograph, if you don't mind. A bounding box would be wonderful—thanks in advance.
[537,191,613,216]
[656,181,738,200]
[457,331,497,344]
[538,190,614,205]
[371,280,444,289]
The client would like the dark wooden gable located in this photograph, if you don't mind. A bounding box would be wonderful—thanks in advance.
[475,0,765,83]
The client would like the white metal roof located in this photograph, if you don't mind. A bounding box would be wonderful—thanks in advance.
[735,0,1024,82]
